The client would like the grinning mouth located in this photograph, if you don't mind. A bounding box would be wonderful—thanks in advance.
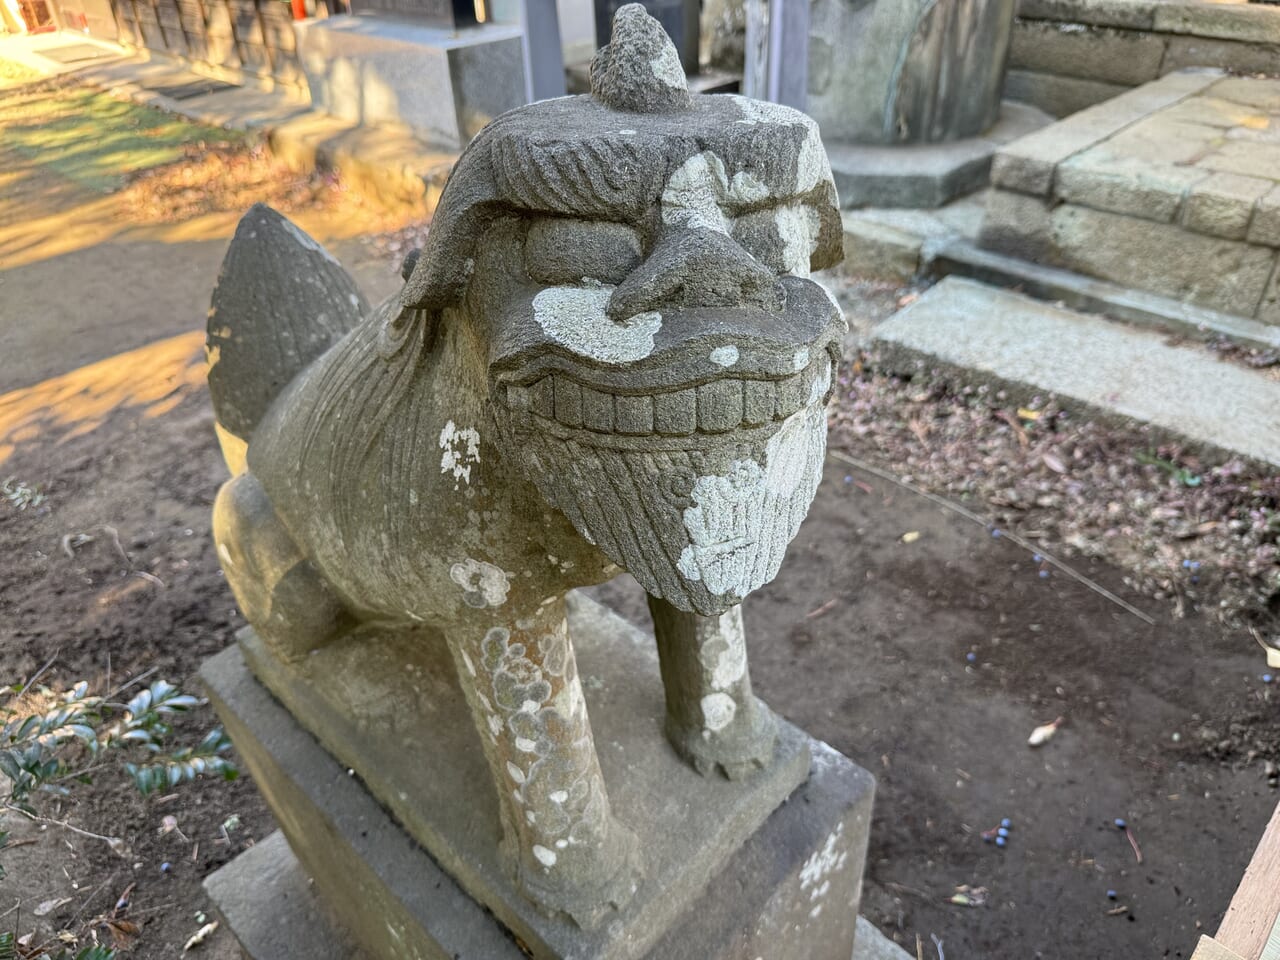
[501,349,837,440]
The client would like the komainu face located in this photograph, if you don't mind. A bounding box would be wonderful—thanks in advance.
[464,94,846,617]
[389,8,848,617]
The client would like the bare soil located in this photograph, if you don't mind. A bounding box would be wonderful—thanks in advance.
[2,73,1278,960]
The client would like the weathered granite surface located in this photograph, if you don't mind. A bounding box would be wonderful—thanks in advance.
[202,592,877,960]
[231,593,814,960]
[207,0,848,934]
[983,70,1280,319]
[874,276,1280,467]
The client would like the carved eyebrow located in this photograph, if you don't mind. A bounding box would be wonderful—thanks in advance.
[491,136,659,222]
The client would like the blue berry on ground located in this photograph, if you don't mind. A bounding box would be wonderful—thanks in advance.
[1114,818,1127,829]
[995,836,1007,848]
[1107,890,1117,900]
[966,652,977,663]
[1038,570,1049,579]
[1000,818,1012,829]
[997,827,1010,839]
[160,862,171,874]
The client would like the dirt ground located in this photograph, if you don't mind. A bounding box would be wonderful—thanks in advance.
[2,74,1278,960]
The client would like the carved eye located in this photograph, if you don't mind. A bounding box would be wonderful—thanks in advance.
[732,203,819,277]
[524,218,643,286]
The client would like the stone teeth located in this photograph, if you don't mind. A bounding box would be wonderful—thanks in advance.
[742,380,774,427]
[553,375,583,428]
[530,378,555,418]
[652,388,697,436]
[615,394,654,435]
[580,385,614,433]
[774,372,806,419]
[697,379,743,434]
[518,363,827,436]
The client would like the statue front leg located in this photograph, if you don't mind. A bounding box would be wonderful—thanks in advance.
[647,597,778,780]
[446,596,641,927]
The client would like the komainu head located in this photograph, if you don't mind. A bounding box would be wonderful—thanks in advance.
[393,3,846,615]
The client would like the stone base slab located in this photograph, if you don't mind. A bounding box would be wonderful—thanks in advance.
[293,14,526,148]
[201,635,877,960]
[208,831,912,960]
[825,101,1051,209]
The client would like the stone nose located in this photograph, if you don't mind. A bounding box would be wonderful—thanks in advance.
[606,228,783,321]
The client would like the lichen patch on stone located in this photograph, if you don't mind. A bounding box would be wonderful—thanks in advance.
[532,285,661,363]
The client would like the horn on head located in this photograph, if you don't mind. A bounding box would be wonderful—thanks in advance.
[590,4,692,114]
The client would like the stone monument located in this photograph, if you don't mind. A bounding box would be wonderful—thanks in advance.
[201,7,876,958]
[807,0,1048,208]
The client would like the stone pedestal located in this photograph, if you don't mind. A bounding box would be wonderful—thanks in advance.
[806,0,1035,208]
[200,593,876,960]
[292,14,526,148]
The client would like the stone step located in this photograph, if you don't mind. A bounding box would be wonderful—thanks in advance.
[981,69,1280,323]
[873,276,1280,467]
[926,237,1280,351]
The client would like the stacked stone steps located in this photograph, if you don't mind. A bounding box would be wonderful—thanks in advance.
[980,68,1280,325]
[871,275,1280,468]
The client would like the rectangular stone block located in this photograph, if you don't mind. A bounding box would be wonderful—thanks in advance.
[1182,172,1275,240]
[1153,3,1280,46]
[1261,260,1280,327]
[1004,67,1130,119]
[217,592,829,960]
[978,188,1055,261]
[1248,184,1280,248]
[993,68,1224,195]
[292,16,526,148]
[1049,203,1278,316]
[1016,0,1157,30]
[201,636,878,960]
[1161,35,1280,78]
[841,214,922,281]
[1056,152,1207,222]
[1010,19,1165,86]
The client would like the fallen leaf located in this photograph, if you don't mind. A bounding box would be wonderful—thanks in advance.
[107,919,141,950]
[184,921,218,951]
[1028,716,1065,747]
[1042,452,1067,474]
[1017,408,1041,421]
[34,897,71,917]
[901,531,921,544]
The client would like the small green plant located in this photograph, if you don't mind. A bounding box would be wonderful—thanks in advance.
[1135,450,1202,487]
[0,678,236,815]
[1,476,46,511]
[0,933,118,960]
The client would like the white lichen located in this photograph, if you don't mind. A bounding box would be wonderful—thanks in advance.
[662,151,770,235]
[439,420,481,488]
[709,345,739,368]
[449,559,510,608]
[701,691,737,731]
[649,43,686,91]
[532,285,661,363]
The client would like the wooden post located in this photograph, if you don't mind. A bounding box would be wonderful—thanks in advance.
[1215,800,1280,960]
[742,0,807,109]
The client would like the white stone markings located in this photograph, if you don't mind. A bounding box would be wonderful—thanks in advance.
[728,96,831,196]
[700,691,738,732]
[709,345,739,368]
[799,822,849,919]
[649,43,685,91]
[531,285,662,364]
[775,203,821,278]
[676,401,827,598]
[438,420,481,488]
[662,151,770,234]
[707,607,748,691]
[449,559,511,608]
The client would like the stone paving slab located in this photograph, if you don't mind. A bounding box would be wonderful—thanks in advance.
[986,70,1280,317]
[992,67,1224,196]
[874,276,1280,466]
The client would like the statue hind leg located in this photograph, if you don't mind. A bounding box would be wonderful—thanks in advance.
[213,472,355,661]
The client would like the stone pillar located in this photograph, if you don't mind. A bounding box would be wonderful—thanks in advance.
[807,0,1017,145]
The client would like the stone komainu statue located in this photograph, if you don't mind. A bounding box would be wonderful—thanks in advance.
[207,4,845,927]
